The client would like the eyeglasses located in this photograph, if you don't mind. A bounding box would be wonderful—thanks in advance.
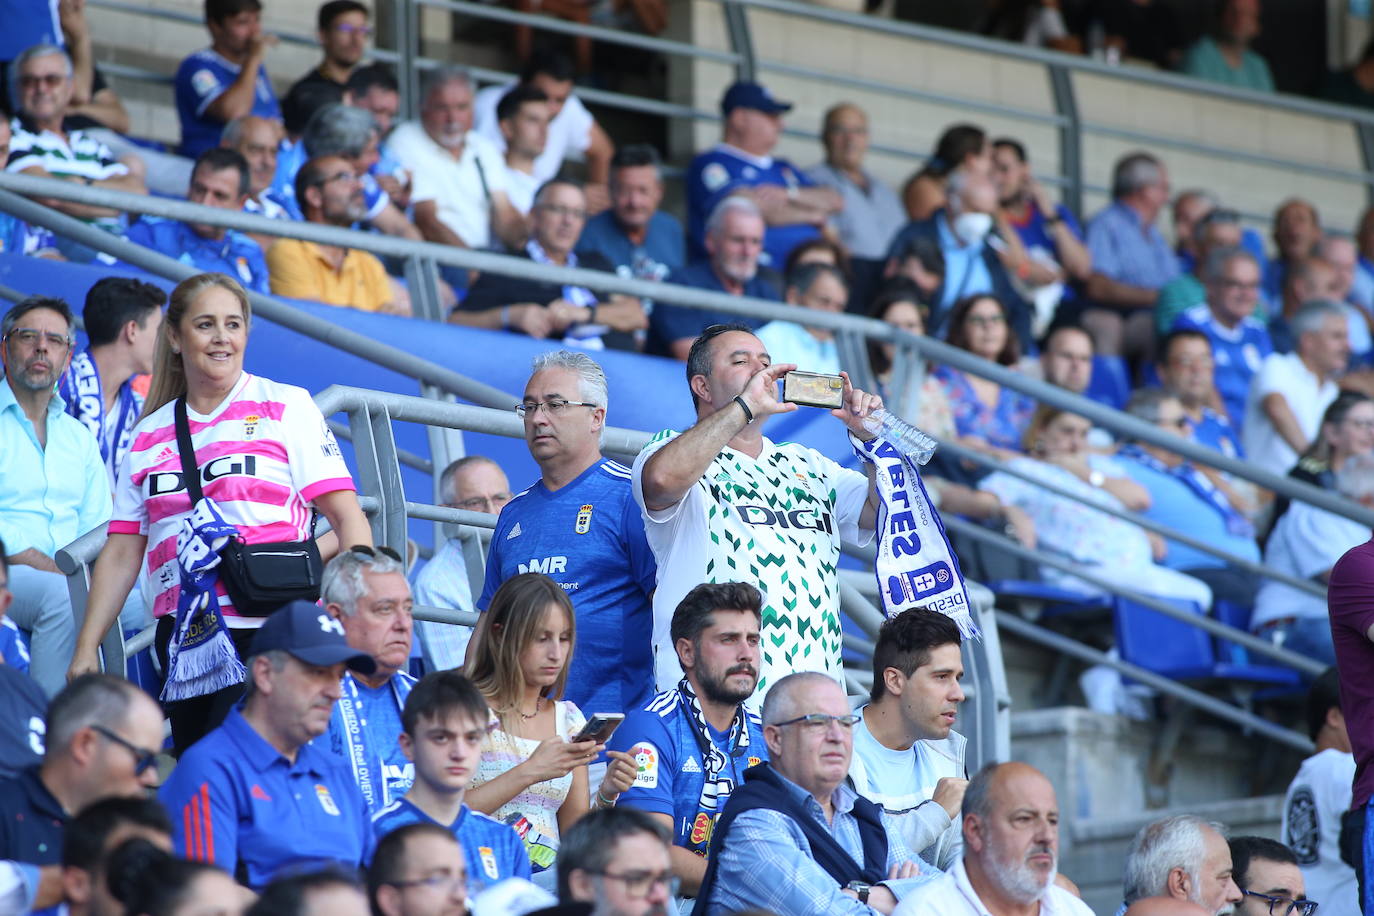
[4,328,72,350]
[966,314,1006,327]
[314,170,358,187]
[1240,889,1318,916]
[1217,279,1261,291]
[332,23,373,35]
[389,873,466,893]
[1160,417,1190,430]
[91,725,160,777]
[772,713,862,730]
[452,494,513,512]
[589,870,679,899]
[18,73,65,89]
[536,204,587,220]
[515,398,598,418]
[348,544,404,562]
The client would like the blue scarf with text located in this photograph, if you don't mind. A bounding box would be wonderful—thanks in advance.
[162,497,245,702]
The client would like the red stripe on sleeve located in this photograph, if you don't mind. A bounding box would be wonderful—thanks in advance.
[199,783,215,861]
[183,797,196,859]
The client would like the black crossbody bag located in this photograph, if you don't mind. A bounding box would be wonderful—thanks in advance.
[174,397,323,617]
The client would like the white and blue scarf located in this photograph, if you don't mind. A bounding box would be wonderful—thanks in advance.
[162,497,245,702]
[677,678,753,856]
[336,672,415,811]
[1118,444,1254,538]
[63,349,141,478]
[852,433,979,638]
[527,238,604,347]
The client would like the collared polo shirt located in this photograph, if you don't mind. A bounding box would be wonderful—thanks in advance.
[385,121,507,249]
[0,766,67,865]
[159,706,373,889]
[0,377,110,558]
[266,238,392,312]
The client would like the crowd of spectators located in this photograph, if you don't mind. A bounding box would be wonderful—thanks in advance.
[3,1,1374,914]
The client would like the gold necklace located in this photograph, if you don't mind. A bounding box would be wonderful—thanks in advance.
[519,696,544,720]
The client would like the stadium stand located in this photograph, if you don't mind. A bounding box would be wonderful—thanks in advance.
[2,2,1374,914]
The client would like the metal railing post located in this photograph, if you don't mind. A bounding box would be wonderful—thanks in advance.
[1047,64,1083,219]
[720,0,757,82]
[397,0,421,122]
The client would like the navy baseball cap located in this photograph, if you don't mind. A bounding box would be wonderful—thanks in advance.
[248,600,376,675]
[720,81,792,116]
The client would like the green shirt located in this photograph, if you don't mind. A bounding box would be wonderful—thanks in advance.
[1156,274,1205,336]
[1181,37,1275,93]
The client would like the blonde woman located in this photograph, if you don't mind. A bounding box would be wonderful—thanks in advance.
[466,573,636,885]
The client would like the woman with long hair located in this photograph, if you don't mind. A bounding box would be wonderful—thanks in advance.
[902,124,991,221]
[1266,391,1374,539]
[68,272,372,754]
[465,573,636,886]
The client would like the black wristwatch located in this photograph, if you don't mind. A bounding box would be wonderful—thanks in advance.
[846,881,872,904]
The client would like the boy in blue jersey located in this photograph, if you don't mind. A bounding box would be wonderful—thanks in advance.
[608,581,767,899]
[175,0,281,159]
[323,547,417,816]
[1158,329,1248,460]
[159,601,376,889]
[1172,247,1273,431]
[372,671,531,896]
[472,351,657,718]
[684,81,840,271]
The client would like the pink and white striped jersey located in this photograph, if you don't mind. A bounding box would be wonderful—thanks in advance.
[110,373,355,624]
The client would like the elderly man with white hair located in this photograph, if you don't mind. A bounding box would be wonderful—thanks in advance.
[1119,814,1244,916]
[893,761,1093,916]
[322,546,418,816]
[651,195,781,360]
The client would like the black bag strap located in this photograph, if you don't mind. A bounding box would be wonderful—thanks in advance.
[173,397,205,505]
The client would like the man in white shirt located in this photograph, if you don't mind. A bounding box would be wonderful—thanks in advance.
[1242,299,1347,477]
[1283,667,1357,915]
[386,66,524,255]
[473,51,614,211]
[755,262,847,375]
[849,607,967,871]
[892,761,1093,916]
[496,85,551,217]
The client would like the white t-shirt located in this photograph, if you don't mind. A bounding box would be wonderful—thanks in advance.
[385,121,508,249]
[503,164,540,216]
[893,858,1094,916]
[110,372,354,624]
[850,708,964,868]
[1241,352,1338,478]
[1283,748,1357,916]
[631,431,871,701]
[473,81,594,184]
[1253,502,1371,629]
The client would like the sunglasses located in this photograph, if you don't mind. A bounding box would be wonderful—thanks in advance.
[349,544,403,562]
[91,725,159,777]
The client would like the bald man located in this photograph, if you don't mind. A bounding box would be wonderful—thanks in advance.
[892,762,1093,915]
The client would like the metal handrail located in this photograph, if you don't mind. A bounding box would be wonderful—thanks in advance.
[2,169,1369,532]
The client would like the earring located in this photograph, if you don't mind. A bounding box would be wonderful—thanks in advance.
[171,347,180,355]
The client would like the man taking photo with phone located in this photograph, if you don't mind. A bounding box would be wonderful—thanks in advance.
[632,323,884,704]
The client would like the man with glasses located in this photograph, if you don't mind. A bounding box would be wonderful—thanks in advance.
[555,807,675,916]
[322,548,418,816]
[696,671,934,915]
[0,296,110,696]
[286,2,371,102]
[469,351,657,724]
[1114,389,1260,612]
[414,456,512,671]
[7,43,146,260]
[608,582,767,901]
[457,179,647,351]
[369,822,471,916]
[267,153,409,314]
[1230,837,1316,916]
[159,599,377,889]
[1172,247,1273,431]
[0,673,163,875]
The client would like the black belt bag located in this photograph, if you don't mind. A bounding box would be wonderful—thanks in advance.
[175,397,323,617]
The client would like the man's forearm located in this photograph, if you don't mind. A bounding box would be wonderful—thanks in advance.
[670,845,708,896]
[9,548,59,574]
[1263,393,1308,454]
[1085,272,1157,309]
[640,401,749,511]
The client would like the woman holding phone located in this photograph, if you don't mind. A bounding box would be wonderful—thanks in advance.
[466,573,636,884]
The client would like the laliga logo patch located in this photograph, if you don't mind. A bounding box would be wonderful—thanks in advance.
[242,414,260,439]
[630,742,659,788]
[315,784,341,816]
[479,846,499,879]
[574,504,593,534]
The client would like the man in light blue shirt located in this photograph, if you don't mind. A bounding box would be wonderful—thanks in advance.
[0,297,110,696]
[696,672,937,916]
[755,262,846,374]
[413,456,512,672]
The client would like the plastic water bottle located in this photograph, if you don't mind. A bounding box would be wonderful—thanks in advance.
[861,408,938,466]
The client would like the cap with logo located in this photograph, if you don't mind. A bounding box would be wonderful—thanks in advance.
[720,81,792,116]
[248,599,377,675]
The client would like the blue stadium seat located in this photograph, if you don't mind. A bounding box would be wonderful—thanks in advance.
[1114,596,1301,688]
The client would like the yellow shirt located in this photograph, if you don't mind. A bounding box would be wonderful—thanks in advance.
[267,238,392,312]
